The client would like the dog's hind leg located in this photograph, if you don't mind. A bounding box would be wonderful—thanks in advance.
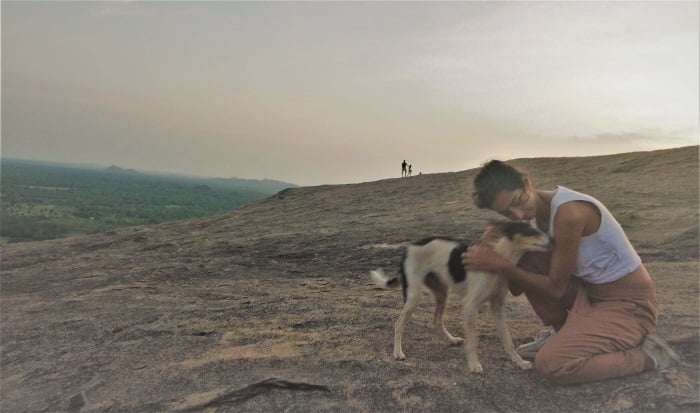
[393,286,422,360]
[424,273,463,346]
[489,294,533,370]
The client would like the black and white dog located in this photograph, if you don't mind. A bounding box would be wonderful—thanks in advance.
[370,221,553,373]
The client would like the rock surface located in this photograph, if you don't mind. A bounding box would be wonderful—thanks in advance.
[1,146,698,412]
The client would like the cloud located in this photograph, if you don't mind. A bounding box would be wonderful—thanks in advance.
[576,129,697,146]
[539,130,699,159]
[91,2,158,19]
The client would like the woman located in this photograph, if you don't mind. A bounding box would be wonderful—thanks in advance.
[462,160,680,385]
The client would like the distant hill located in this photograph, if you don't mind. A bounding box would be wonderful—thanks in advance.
[104,165,139,174]
[1,158,298,191]
[0,158,298,243]
[98,164,298,194]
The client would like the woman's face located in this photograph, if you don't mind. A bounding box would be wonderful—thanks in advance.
[491,180,536,220]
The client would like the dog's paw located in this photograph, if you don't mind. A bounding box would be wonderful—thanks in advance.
[467,362,484,373]
[517,360,534,370]
[511,354,534,370]
[393,352,406,361]
[448,337,464,346]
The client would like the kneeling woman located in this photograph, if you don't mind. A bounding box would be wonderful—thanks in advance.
[462,160,680,385]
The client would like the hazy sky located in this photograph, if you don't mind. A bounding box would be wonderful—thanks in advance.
[2,1,698,186]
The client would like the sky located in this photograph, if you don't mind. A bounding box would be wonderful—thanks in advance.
[2,1,698,186]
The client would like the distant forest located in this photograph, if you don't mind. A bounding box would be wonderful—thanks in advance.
[0,159,296,243]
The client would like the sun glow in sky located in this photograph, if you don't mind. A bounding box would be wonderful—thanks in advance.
[2,1,698,186]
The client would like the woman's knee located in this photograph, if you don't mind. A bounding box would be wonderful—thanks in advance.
[534,347,555,381]
[534,345,579,385]
[538,312,567,329]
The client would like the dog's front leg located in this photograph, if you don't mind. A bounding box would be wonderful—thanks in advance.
[462,295,483,373]
[432,286,463,346]
[489,295,533,370]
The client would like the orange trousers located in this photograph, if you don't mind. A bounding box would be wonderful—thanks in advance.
[517,254,658,385]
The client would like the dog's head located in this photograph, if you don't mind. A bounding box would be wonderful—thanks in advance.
[492,220,554,253]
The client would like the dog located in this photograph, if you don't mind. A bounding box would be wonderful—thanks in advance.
[370,221,553,373]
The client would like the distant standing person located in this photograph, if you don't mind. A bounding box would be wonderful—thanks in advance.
[401,160,407,177]
[408,164,413,177]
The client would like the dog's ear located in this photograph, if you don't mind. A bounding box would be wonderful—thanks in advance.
[488,219,509,230]
[482,220,508,242]
[490,220,526,240]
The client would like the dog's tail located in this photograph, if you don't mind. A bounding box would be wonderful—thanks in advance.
[369,268,401,289]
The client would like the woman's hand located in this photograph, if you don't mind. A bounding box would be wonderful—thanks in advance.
[461,244,511,274]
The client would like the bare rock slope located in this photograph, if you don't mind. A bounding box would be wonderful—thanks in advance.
[1,146,698,412]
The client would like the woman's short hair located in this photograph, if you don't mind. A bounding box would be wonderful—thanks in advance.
[472,160,526,209]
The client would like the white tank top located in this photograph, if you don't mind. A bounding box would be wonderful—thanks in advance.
[547,186,641,284]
